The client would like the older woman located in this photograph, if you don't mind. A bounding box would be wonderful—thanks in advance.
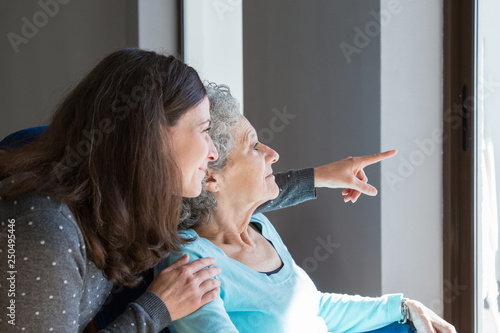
[156,84,456,333]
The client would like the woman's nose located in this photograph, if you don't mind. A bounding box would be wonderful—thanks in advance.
[207,136,219,161]
[267,147,279,164]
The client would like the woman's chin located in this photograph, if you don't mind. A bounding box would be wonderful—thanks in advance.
[182,184,203,198]
[269,185,280,200]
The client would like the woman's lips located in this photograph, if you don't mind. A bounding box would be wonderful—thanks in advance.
[266,173,275,179]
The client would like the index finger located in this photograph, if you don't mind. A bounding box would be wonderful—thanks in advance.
[358,150,397,168]
[185,257,217,274]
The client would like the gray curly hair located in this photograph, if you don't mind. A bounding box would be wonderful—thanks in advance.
[178,83,242,229]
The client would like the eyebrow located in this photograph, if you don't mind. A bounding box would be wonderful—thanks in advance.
[244,130,257,144]
[196,119,211,127]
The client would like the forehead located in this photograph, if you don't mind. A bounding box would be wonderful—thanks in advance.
[224,117,255,165]
[236,117,256,143]
[177,96,210,126]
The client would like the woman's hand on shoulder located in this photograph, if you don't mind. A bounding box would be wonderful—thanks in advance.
[406,299,457,333]
[314,150,397,203]
[147,254,221,321]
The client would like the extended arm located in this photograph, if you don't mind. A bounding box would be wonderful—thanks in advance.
[256,150,398,213]
[317,292,403,333]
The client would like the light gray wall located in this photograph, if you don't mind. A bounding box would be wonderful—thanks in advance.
[0,0,139,139]
[138,0,179,54]
[244,0,382,296]
[380,0,443,314]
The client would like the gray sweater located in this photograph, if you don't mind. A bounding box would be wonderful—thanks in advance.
[0,168,315,332]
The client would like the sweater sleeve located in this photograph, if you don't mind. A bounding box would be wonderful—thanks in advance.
[317,292,403,332]
[255,168,316,214]
[100,291,171,332]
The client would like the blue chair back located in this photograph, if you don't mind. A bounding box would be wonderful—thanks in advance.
[0,126,48,149]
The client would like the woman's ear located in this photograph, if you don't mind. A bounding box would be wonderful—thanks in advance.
[205,170,219,193]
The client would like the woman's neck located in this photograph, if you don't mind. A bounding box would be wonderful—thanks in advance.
[194,200,261,248]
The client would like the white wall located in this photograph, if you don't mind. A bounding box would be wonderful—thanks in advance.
[183,0,243,111]
[380,0,444,315]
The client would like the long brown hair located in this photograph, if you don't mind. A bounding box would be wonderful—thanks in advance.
[0,48,206,286]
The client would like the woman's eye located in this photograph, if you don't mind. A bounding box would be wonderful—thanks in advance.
[252,142,259,150]
[203,127,211,133]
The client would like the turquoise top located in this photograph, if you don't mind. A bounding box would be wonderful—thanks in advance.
[155,213,403,333]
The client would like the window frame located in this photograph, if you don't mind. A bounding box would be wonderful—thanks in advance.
[442,0,475,331]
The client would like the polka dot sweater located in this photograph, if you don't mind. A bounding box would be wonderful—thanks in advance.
[0,177,171,332]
